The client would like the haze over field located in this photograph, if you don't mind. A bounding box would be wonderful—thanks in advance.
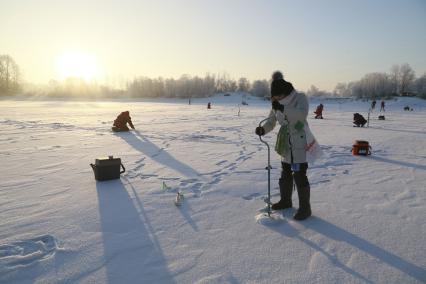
[1,0,426,91]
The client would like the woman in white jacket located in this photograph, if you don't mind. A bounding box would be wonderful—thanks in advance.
[255,71,319,220]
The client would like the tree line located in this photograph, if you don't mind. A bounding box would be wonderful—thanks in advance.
[123,73,270,98]
[308,63,426,99]
[0,55,20,94]
[28,73,269,98]
[1,54,425,99]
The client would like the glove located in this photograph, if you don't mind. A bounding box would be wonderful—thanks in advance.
[272,100,284,112]
[255,126,265,136]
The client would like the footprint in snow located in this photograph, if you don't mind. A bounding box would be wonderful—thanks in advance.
[0,235,58,272]
[242,192,263,200]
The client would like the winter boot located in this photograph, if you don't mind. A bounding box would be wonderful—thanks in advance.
[294,186,312,221]
[272,178,293,210]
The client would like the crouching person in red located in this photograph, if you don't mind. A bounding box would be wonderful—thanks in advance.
[112,111,135,132]
[314,103,324,119]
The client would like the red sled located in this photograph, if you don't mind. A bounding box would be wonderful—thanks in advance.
[352,140,371,156]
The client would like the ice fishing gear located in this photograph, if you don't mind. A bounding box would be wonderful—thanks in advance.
[258,117,272,217]
[174,191,184,206]
[90,156,125,181]
[367,110,370,127]
[162,181,171,191]
[162,181,184,206]
[352,140,372,156]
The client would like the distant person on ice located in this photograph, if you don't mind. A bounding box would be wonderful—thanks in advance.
[371,100,376,111]
[380,100,385,112]
[353,113,367,127]
[314,103,324,119]
[255,71,321,221]
[112,111,135,132]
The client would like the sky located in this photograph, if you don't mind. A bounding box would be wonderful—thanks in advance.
[1,0,425,91]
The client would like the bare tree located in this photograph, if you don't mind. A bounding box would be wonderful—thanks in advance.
[414,72,426,98]
[238,77,250,92]
[164,78,177,97]
[307,85,320,97]
[202,73,216,97]
[215,72,237,93]
[399,63,416,94]
[306,85,331,97]
[229,80,238,92]
[389,64,400,95]
[250,80,269,97]
[333,83,351,97]
[215,72,229,93]
[389,64,415,95]
[0,54,20,94]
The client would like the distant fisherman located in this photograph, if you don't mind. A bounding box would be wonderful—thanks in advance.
[314,103,324,119]
[371,100,376,111]
[112,111,135,132]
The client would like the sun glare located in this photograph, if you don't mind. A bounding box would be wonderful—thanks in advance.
[55,52,98,81]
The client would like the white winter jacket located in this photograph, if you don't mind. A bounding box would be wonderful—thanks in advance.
[262,90,320,164]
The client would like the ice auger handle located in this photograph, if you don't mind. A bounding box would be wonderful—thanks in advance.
[258,117,272,217]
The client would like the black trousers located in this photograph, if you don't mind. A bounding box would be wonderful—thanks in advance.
[281,162,309,188]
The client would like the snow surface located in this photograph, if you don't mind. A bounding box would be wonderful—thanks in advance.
[0,94,425,283]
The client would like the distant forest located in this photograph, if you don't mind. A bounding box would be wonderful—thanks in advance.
[1,54,425,99]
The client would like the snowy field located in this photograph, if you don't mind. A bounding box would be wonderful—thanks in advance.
[1,94,425,283]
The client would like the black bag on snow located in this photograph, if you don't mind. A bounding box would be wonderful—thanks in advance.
[90,156,125,181]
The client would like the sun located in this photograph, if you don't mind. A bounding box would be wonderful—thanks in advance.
[55,52,99,81]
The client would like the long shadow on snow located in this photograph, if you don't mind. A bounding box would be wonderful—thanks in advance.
[267,216,425,282]
[369,155,426,170]
[116,130,200,178]
[124,177,199,232]
[368,126,426,136]
[96,180,175,283]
